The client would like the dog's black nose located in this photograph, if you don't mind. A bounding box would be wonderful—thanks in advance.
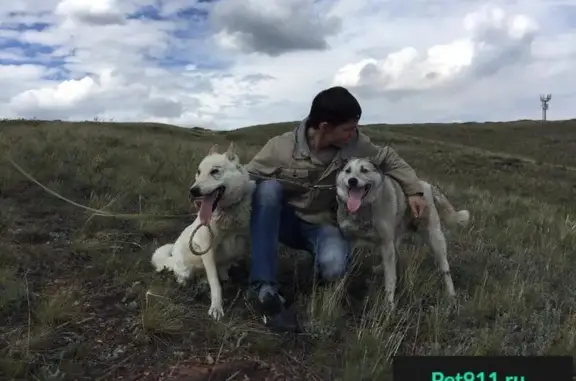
[348,178,358,187]
[189,186,201,198]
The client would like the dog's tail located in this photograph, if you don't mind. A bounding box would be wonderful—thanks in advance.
[151,244,175,272]
[430,185,470,227]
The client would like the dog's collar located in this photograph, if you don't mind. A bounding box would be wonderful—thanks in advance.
[214,183,253,213]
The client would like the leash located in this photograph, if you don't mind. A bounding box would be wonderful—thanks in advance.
[6,156,336,257]
[7,155,214,256]
[6,157,195,220]
[188,223,215,256]
[248,171,336,190]
[186,172,334,256]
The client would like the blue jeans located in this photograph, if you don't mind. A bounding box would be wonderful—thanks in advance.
[249,179,350,287]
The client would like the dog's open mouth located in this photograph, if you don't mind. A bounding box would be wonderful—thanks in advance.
[346,184,371,213]
[198,186,225,225]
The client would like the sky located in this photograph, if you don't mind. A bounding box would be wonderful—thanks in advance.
[0,0,575,130]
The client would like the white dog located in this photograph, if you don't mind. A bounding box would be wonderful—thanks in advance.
[335,157,470,309]
[151,142,255,320]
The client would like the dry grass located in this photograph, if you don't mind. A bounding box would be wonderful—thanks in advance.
[0,118,575,380]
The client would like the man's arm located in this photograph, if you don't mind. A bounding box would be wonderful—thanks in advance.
[356,133,424,196]
[244,138,280,182]
[374,145,424,196]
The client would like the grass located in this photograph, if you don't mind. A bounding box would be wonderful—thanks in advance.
[1,117,576,380]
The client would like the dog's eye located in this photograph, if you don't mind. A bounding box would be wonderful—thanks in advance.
[345,168,351,174]
[210,169,220,176]
[360,166,368,173]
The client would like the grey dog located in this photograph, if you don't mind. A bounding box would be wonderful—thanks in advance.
[336,157,470,309]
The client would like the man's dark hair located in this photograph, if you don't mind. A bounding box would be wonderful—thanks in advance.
[305,86,362,129]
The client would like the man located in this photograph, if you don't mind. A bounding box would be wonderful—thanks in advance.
[244,86,426,332]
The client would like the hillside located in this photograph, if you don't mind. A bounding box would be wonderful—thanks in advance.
[1,118,575,380]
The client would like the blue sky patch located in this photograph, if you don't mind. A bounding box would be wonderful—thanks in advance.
[128,5,165,21]
[1,22,51,32]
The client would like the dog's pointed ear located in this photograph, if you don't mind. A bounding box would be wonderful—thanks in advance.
[208,144,219,155]
[225,141,240,163]
[226,141,236,157]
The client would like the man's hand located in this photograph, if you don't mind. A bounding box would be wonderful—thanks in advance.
[408,194,427,219]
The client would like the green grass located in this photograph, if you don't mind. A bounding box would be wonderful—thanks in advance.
[0,118,575,380]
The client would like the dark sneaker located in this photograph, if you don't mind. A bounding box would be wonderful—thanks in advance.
[247,283,301,333]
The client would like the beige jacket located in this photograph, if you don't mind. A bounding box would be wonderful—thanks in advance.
[244,119,424,226]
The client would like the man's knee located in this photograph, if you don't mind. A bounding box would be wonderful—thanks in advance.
[253,179,283,207]
[316,228,350,280]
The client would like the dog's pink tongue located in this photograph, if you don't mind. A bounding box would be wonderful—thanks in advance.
[198,193,216,225]
[347,188,364,213]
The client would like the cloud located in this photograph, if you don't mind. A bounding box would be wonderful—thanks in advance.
[210,0,341,56]
[0,0,575,129]
[55,0,126,26]
[332,5,538,97]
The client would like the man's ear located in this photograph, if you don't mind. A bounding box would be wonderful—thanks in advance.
[318,121,331,131]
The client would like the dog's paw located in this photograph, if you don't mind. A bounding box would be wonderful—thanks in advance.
[175,275,187,286]
[446,292,458,308]
[385,293,396,312]
[208,304,224,320]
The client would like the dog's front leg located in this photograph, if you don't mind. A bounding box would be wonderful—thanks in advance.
[200,249,225,320]
[378,239,397,311]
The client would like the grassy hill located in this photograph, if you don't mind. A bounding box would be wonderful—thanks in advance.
[1,118,575,380]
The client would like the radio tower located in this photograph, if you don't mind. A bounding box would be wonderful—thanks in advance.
[539,94,551,124]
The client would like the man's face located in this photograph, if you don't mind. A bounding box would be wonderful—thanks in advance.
[319,120,358,148]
